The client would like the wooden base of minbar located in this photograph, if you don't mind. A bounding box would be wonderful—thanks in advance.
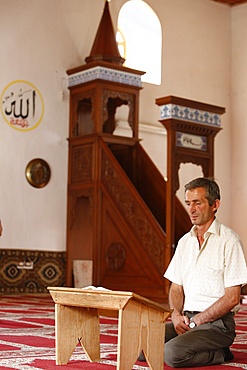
[48,287,172,370]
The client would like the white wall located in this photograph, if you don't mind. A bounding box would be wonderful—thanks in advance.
[0,0,245,253]
[231,4,247,259]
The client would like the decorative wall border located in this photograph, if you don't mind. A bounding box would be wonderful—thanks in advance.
[0,249,66,294]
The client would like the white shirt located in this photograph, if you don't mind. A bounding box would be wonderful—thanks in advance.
[164,219,247,312]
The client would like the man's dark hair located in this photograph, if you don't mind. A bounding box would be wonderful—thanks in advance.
[184,177,221,206]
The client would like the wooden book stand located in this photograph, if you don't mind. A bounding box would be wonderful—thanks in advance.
[48,287,172,370]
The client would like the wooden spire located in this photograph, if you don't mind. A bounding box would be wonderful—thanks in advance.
[85,0,125,65]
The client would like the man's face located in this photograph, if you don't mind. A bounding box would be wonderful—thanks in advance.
[185,187,219,226]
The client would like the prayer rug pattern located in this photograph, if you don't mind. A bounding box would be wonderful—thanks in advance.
[0,294,246,369]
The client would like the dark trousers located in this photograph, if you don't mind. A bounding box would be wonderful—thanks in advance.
[164,312,236,368]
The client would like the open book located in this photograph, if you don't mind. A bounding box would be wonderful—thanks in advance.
[81,285,111,291]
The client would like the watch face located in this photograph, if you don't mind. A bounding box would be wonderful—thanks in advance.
[189,321,196,329]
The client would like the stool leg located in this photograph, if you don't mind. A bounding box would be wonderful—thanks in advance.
[117,300,165,370]
[55,304,100,365]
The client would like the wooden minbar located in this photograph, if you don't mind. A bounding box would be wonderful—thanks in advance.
[48,287,172,370]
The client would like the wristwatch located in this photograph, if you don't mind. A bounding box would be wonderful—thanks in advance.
[189,317,196,329]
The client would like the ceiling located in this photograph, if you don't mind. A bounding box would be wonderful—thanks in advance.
[211,0,247,5]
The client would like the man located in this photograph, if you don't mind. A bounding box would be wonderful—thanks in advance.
[164,177,247,367]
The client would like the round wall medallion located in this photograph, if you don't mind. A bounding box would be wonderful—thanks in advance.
[106,243,126,271]
[25,158,51,188]
[1,80,44,132]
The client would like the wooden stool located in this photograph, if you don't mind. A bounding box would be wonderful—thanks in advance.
[48,287,172,370]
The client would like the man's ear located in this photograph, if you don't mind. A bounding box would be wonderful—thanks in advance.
[213,199,220,213]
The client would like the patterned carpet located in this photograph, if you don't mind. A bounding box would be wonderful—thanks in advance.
[0,294,246,369]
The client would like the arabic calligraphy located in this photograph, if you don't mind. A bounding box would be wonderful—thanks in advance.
[176,132,207,151]
[1,80,44,132]
[182,135,202,147]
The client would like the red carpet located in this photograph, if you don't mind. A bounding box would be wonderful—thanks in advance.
[0,294,246,369]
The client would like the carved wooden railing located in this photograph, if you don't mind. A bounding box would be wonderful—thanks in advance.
[66,133,191,301]
[101,144,166,269]
[100,138,168,289]
[135,143,192,244]
[108,140,191,250]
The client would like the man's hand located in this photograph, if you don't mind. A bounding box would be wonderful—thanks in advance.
[168,283,191,334]
[171,311,190,335]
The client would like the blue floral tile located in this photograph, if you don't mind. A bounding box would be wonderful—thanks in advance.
[68,66,142,88]
[160,104,221,127]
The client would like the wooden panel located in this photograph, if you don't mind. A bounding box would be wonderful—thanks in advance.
[99,192,166,299]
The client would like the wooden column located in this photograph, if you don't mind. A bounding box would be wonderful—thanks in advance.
[156,96,224,255]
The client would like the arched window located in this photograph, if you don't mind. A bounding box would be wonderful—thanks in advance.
[117,0,162,85]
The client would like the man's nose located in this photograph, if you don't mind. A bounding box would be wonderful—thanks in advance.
[189,204,196,213]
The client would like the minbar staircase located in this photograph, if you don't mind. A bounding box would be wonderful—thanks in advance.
[66,132,191,303]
